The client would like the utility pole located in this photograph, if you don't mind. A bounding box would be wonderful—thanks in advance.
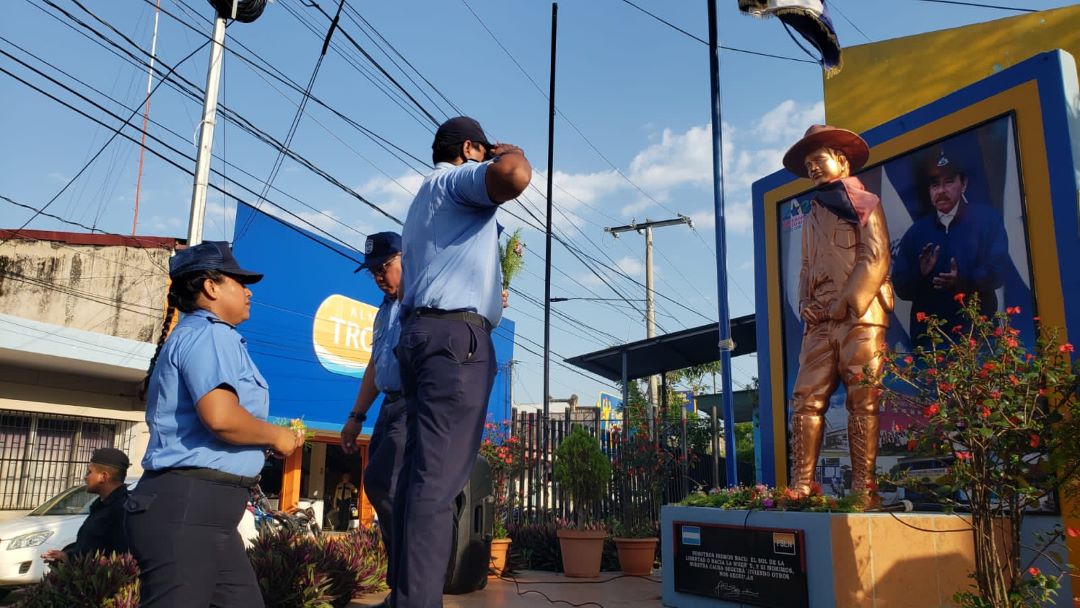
[187,12,228,247]
[604,215,693,435]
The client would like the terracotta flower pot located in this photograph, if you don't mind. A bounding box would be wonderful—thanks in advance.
[614,537,658,576]
[489,537,512,577]
[556,528,607,578]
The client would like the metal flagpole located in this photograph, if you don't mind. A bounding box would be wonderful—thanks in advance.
[542,0,558,515]
[707,0,738,486]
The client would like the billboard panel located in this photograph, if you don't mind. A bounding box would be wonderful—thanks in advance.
[231,203,515,431]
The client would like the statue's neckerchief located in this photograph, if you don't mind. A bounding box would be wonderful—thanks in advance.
[813,176,880,226]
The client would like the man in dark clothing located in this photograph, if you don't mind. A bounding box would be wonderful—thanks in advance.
[42,448,131,562]
[893,149,1010,340]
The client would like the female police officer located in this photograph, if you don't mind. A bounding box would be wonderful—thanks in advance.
[126,241,302,607]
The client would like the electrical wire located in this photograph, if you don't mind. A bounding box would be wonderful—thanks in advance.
[16,0,208,232]
[235,0,346,242]
[912,0,1036,12]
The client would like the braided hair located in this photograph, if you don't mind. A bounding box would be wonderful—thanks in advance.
[141,269,225,399]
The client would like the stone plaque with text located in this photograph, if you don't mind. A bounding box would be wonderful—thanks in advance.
[672,521,808,608]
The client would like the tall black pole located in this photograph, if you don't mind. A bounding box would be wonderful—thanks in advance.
[707,0,738,486]
[542,1,558,514]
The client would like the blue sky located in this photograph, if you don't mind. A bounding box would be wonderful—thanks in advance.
[2,0,1074,408]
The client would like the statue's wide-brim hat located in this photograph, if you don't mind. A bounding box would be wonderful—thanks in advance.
[782,124,870,178]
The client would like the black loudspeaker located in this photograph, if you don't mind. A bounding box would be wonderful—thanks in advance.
[443,457,495,594]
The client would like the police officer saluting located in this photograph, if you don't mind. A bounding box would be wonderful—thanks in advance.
[391,117,531,607]
[126,241,303,608]
[41,448,131,564]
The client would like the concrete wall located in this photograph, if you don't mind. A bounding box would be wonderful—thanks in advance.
[0,237,171,343]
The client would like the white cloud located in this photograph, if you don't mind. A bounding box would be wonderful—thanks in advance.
[752,100,825,145]
[627,125,714,193]
[687,199,752,235]
[356,172,423,217]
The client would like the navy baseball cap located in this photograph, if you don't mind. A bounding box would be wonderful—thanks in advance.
[925,147,964,180]
[432,116,491,150]
[355,231,402,273]
[169,241,263,284]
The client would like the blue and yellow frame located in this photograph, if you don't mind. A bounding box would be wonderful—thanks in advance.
[751,50,1080,487]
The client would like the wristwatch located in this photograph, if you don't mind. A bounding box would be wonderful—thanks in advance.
[347,411,366,424]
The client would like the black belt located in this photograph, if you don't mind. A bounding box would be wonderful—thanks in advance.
[411,307,492,332]
[382,390,403,401]
[158,467,261,489]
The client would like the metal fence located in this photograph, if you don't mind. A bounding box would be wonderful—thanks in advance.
[0,410,136,509]
[507,409,749,527]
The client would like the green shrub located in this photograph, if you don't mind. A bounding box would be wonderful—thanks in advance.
[13,552,139,608]
[552,425,611,529]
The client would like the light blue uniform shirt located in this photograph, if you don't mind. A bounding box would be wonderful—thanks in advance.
[372,296,402,393]
[142,309,269,477]
[401,161,503,326]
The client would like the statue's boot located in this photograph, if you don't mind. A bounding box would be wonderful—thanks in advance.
[789,410,824,497]
[848,412,881,508]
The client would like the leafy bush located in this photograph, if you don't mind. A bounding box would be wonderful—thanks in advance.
[13,552,139,608]
[681,483,862,513]
[479,418,525,539]
[248,526,387,608]
[330,526,388,597]
[867,296,1080,607]
[611,425,672,538]
[552,425,611,529]
[248,528,335,608]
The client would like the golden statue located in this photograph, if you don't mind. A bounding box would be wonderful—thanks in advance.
[782,125,893,502]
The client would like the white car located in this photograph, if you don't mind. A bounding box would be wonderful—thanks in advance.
[0,479,257,589]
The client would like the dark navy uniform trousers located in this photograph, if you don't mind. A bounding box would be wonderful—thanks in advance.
[364,394,408,589]
[391,315,496,608]
[124,470,263,608]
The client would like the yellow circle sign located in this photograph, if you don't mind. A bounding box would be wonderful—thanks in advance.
[312,294,379,378]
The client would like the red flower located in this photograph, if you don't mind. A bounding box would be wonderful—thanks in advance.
[956,451,972,460]
[1067,527,1079,538]
[989,390,1001,399]
[915,312,928,322]
[1028,567,1041,577]
[1009,374,1020,386]
[907,439,917,451]
[981,406,991,419]
[903,356,913,365]
[939,382,954,392]
[1030,434,1041,448]
[924,403,941,417]
[951,325,963,334]
[1061,343,1075,353]
[1006,338,1019,348]
[954,292,966,303]
[969,338,978,348]
[1006,306,1021,315]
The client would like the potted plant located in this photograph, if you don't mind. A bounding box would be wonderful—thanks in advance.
[552,425,611,578]
[479,418,524,576]
[610,424,669,575]
[867,295,1080,608]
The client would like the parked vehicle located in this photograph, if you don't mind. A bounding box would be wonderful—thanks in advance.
[0,478,257,589]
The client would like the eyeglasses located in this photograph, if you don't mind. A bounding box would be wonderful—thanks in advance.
[366,254,400,277]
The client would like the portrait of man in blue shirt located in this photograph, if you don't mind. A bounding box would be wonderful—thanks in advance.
[893,149,1010,340]
[391,116,531,607]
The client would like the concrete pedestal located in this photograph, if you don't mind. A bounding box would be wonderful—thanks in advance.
[661,505,1071,608]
